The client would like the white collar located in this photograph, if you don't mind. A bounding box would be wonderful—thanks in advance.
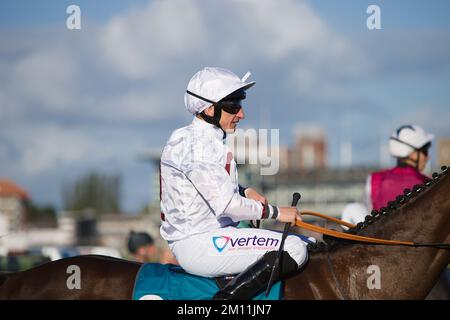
[192,116,224,141]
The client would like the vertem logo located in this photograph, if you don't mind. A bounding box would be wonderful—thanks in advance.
[212,235,280,253]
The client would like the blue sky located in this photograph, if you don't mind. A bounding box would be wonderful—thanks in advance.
[0,0,449,212]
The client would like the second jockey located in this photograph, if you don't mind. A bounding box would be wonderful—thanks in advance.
[366,124,434,211]
[159,67,308,300]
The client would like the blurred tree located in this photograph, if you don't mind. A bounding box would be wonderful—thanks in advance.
[62,172,122,216]
[24,201,58,228]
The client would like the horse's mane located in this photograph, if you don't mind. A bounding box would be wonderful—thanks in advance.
[307,165,449,253]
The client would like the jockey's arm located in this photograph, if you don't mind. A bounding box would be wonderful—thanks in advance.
[237,185,267,228]
[218,192,278,222]
[185,160,277,222]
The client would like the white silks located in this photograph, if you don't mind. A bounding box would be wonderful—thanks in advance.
[160,117,264,242]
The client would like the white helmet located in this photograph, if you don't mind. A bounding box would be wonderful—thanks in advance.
[389,125,434,158]
[184,67,255,115]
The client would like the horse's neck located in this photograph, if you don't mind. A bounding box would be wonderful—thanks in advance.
[346,170,450,298]
[360,171,450,245]
[286,170,450,300]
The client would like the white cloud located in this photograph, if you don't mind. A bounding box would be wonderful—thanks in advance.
[237,0,335,60]
[11,48,79,111]
[2,122,152,176]
[4,124,94,175]
[100,0,206,80]
[1,0,370,125]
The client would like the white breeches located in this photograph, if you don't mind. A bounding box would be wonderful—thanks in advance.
[169,226,308,278]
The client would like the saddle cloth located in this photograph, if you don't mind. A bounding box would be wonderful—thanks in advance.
[132,263,283,300]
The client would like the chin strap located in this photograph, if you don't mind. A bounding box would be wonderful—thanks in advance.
[415,150,421,170]
[398,153,420,170]
[198,108,225,136]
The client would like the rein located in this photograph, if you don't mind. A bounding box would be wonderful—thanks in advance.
[298,211,450,249]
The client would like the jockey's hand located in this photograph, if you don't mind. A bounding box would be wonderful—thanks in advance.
[277,207,301,226]
[244,188,267,205]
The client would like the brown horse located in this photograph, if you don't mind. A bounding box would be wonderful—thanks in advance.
[1,166,449,300]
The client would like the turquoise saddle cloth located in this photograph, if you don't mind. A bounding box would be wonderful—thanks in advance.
[132,263,283,300]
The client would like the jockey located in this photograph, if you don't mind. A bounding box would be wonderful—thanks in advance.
[159,67,308,300]
[127,231,157,263]
[366,125,434,211]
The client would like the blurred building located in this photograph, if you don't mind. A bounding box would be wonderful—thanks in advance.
[1,215,76,253]
[0,179,165,262]
[289,126,327,171]
[438,138,450,167]
[0,211,164,259]
[256,166,375,217]
[0,179,28,232]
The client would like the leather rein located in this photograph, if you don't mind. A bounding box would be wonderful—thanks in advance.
[297,211,450,249]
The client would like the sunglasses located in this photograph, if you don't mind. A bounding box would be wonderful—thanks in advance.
[220,100,242,115]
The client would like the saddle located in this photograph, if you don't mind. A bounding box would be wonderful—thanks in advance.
[132,263,283,300]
